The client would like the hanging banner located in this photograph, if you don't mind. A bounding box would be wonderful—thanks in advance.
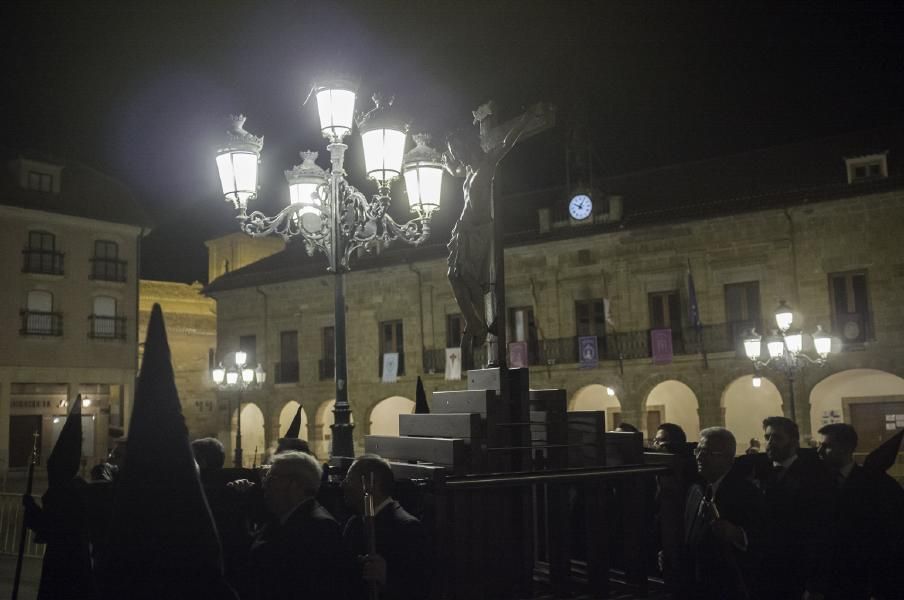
[381,352,399,383]
[650,329,673,364]
[508,341,528,368]
[444,347,462,381]
[579,336,599,369]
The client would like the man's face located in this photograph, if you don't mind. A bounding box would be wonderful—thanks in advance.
[262,465,297,516]
[652,429,672,452]
[695,436,733,483]
[764,425,797,462]
[816,433,850,471]
[342,464,365,512]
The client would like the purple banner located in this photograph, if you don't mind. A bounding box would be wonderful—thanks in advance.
[579,336,599,369]
[651,328,673,364]
[508,341,528,368]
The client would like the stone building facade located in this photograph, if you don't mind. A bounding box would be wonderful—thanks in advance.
[0,156,149,489]
[205,128,904,472]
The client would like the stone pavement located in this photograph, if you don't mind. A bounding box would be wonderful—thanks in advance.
[0,553,41,600]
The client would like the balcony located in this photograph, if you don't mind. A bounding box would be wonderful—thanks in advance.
[274,361,299,384]
[22,249,64,275]
[90,257,128,282]
[20,310,63,336]
[88,315,127,340]
[319,358,335,381]
[421,322,751,370]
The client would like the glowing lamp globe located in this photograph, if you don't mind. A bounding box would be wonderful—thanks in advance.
[785,331,803,354]
[775,301,793,332]
[813,325,832,356]
[358,95,407,183]
[403,133,444,216]
[743,331,762,360]
[216,115,263,209]
[315,81,357,141]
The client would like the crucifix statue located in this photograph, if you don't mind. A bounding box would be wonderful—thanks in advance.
[446,100,554,369]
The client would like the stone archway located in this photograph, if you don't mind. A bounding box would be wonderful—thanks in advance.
[721,375,782,454]
[643,380,701,442]
[570,384,622,431]
[278,400,308,440]
[809,368,904,451]
[369,396,416,436]
[231,403,266,468]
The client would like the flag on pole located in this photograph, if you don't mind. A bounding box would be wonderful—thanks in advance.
[687,260,702,329]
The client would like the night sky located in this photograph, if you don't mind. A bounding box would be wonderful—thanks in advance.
[4,1,904,283]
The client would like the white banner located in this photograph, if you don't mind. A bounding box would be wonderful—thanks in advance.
[382,352,399,383]
[445,347,462,381]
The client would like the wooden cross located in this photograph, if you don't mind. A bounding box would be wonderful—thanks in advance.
[477,101,555,368]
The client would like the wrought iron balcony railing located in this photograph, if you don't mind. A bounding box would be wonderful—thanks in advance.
[20,310,63,336]
[90,257,128,282]
[22,249,64,275]
[274,361,300,384]
[88,315,127,340]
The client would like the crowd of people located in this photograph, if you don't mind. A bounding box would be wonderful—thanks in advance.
[647,417,904,600]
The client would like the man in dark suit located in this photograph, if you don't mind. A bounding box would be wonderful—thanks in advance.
[342,454,430,600]
[250,450,343,600]
[758,416,837,600]
[817,423,904,600]
[682,427,766,600]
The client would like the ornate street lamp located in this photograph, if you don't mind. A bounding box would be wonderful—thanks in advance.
[212,351,266,468]
[215,79,447,465]
[743,301,833,422]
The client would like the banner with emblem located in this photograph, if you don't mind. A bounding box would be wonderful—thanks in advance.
[650,329,673,364]
[579,336,599,369]
[381,352,399,383]
[444,347,462,381]
[508,341,528,368]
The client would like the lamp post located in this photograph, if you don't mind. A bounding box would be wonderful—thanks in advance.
[215,81,446,465]
[743,301,833,422]
[212,351,266,468]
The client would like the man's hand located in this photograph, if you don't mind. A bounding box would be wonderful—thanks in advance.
[227,479,255,493]
[360,553,387,586]
[711,518,747,550]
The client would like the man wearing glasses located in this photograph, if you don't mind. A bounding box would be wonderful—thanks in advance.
[682,427,765,600]
[250,451,343,600]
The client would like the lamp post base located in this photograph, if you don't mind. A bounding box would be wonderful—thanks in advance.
[233,448,243,469]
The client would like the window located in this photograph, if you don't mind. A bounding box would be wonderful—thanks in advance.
[446,314,464,348]
[27,171,53,193]
[724,281,761,343]
[648,290,683,353]
[508,306,539,365]
[21,290,62,336]
[379,320,405,376]
[276,330,299,383]
[90,296,124,339]
[320,326,335,380]
[23,230,64,275]
[575,299,606,337]
[845,153,888,184]
[239,335,257,366]
[91,240,127,282]
[829,271,871,345]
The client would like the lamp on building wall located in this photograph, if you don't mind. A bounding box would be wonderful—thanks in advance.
[215,79,447,465]
[211,351,266,468]
[743,301,833,422]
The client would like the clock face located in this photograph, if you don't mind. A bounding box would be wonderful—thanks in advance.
[569,194,593,220]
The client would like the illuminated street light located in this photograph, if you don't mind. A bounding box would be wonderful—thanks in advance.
[211,352,266,468]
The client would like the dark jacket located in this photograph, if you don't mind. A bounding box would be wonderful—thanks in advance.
[250,498,343,600]
[829,464,904,600]
[343,500,430,600]
[757,452,837,600]
[682,469,766,600]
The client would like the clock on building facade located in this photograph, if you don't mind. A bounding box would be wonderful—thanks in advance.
[569,193,593,220]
